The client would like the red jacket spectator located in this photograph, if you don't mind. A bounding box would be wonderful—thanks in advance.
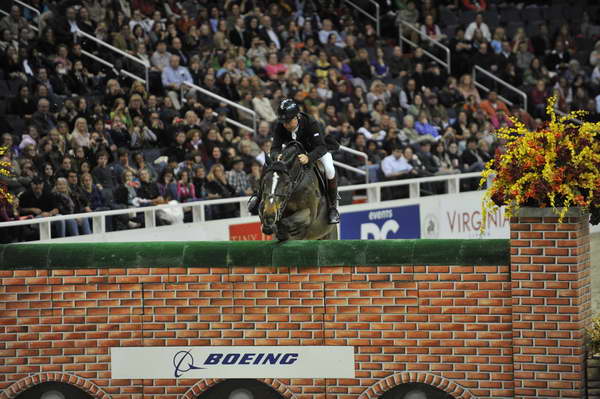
[462,0,487,11]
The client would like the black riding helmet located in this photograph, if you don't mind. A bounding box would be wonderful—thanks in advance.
[277,99,300,123]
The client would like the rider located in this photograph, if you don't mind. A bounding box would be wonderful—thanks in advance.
[247,98,340,224]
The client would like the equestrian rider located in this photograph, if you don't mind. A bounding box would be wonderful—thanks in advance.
[247,98,340,224]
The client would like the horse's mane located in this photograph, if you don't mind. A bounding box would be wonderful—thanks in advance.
[264,141,306,182]
[279,141,305,166]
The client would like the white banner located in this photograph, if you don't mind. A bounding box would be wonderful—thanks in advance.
[419,191,510,239]
[111,346,355,379]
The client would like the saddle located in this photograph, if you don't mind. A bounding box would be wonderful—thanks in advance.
[313,162,328,199]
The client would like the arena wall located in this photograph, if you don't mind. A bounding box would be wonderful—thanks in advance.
[0,211,591,399]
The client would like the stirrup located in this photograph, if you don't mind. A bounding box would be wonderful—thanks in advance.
[328,208,340,224]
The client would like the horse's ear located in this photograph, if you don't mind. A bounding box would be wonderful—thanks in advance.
[270,161,288,174]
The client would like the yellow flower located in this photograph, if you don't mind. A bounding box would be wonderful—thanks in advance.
[481,96,600,232]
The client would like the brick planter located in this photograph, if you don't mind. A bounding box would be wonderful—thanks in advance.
[0,228,593,399]
[510,207,592,399]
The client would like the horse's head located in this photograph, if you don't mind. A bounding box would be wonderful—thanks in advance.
[259,141,305,235]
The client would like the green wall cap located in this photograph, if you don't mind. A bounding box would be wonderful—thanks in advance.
[0,240,510,269]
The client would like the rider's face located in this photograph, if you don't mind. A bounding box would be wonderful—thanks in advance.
[283,117,298,132]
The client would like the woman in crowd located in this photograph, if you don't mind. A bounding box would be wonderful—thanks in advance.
[70,117,92,149]
[457,74,481,104]
[205,163,237,219]
[370,47,389,80]
[432,141,461,175]
[52,177,90,235]
[132,152,157,182]
[175,169,197,203]
[157,168,176,201]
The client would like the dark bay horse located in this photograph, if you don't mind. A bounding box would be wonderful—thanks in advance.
[259,141,338,241]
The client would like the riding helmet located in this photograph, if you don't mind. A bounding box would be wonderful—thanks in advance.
[277,99,300,123]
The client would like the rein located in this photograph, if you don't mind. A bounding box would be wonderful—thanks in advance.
[260,141,308,220]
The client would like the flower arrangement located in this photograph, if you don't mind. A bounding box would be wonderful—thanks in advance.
[480,97,600,230]
[0,146,14,206]
[588,315,600,356]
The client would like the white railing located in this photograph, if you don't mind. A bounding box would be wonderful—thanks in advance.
[398,20,451,74]
[1,1,39,35]
[182,81,257,134]
[337,145,369,183]
[73,28,151,90]
[472,65,528,110]
[343,0,380,36]
[80,49,146,84]
[0,172,483,241]
[72,30,257,134]
[13,0,41,36]
[555,108,583,124]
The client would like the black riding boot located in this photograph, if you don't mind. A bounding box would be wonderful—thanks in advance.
[326,178,340,224]
[247,194,260,215]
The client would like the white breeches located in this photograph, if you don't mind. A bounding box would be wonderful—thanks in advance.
[318,152,336,180]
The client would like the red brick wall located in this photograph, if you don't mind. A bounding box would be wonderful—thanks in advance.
[0,210,591,399]
[0,264,512,399]
[510,212,592,399]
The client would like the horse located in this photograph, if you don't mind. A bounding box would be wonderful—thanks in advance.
[258,141,338,241]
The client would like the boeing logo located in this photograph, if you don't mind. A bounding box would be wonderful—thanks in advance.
[172,351,299,378]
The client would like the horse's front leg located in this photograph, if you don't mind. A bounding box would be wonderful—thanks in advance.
[276,208,311,241]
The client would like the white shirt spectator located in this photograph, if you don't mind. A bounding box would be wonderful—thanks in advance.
[151,50,172,71]
[592,65,600,87]
[381,153,412,177]
[256,151,268,166]
[265,28,281,50]
[358,127,386,142]
[252,96,277,123]
[318,19,345,47]
[465,20,491,42]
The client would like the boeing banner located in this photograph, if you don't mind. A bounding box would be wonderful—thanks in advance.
[111,346,355,378]
[340,204,421,240]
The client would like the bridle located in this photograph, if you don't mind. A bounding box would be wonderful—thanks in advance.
[259,140,308,224]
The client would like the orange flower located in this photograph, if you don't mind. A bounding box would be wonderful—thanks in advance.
[480,96,600,232]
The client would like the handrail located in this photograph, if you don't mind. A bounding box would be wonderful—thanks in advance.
[80,49,146,83]
[73,28,150,90]
[337,145,369,183]
[398,20,451,74]
[0,172,484,241]
[472,65,528,110]
[343,0,380,37]
[79,47,252,133]
[333,160,366,177]
[13,0,41,36]
[555,108,583,124]
[182,81,257,134]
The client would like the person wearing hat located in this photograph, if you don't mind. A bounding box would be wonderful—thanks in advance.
[19,177,70,238]
[247,98,340,224]
[227,157,252,197]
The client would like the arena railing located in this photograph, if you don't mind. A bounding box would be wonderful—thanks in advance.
[13,0,41,36]
[2,1,41,36]
[79,49,147,84]
[336,145,369,183]
[555,108,583,124]
[472,65,528,110]
[343,0,380,37]
[398,20,451,75]
[73,28,151,91]
[0,172,482,241]
[181,81,257,134]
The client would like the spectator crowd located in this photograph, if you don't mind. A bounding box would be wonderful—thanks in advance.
[0,0,599,242]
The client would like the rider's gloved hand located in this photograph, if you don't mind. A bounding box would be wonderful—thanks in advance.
[298,154,309,165]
